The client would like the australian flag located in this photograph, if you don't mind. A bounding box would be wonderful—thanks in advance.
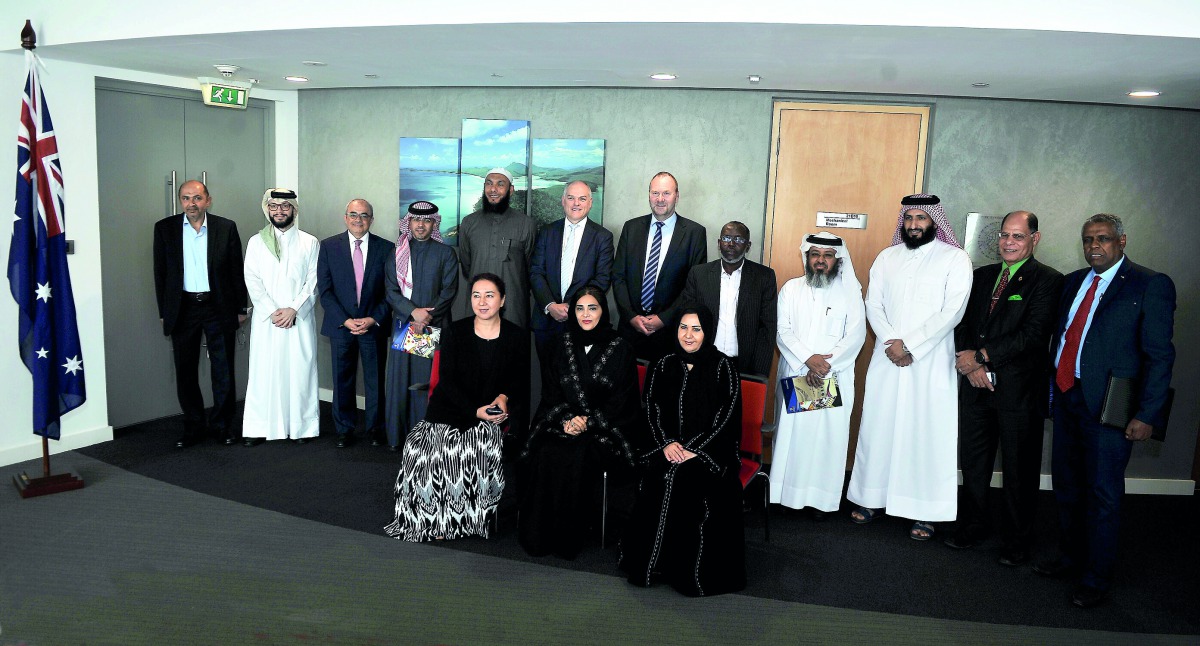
[7,51,86,439]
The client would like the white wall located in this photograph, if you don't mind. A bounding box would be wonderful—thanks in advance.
[0,52,297,467]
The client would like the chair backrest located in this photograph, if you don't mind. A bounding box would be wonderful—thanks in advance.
[427,349,442,401]
[636,359,648,394]
[739,376,767,456]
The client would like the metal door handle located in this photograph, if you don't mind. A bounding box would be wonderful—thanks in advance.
[169,170,177,215]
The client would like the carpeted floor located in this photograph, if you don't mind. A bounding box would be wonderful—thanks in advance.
[67,403,1200,638]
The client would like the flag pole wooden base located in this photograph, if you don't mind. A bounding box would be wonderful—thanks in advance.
[13,471,85,498]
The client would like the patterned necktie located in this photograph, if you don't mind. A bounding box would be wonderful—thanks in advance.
[989,267,1010,315]
[353,238,364,305]
[640,221,664,312]
[1055,275,1101,392]
[561,222,577,301]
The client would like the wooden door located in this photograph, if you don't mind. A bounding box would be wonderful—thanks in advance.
[763,102,930,469]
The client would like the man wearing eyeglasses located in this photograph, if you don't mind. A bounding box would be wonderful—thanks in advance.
[947,211,1063,569]
[680,221,777,377]
[317,199,393,448]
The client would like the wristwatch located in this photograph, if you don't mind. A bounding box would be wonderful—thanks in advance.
[975,349,987,366]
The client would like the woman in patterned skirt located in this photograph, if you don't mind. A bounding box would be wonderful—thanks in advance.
[517,284,640,559]
[619,304,746,596]
[385,273,529,541]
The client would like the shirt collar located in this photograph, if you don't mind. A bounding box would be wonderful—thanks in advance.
[1002,256,1031,276]
[1088,255,1125,285]
[347,230,367,245]
[182,213,208,231]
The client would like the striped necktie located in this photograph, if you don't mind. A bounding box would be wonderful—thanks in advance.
[640,221,664,312]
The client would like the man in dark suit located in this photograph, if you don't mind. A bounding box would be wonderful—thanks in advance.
[612,172,707,362]
[317,198,392,448]
[680,221,777,377]
[1034,213,1175,608]
[946,211,1063,567]
[529,180,614,369]
[153,180,249,448]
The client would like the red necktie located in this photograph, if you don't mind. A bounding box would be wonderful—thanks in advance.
[989,267,1010,315]
[1055,276,1101,392]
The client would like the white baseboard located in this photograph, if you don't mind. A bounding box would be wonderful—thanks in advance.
[959,470,1195,496]
[0,425,115,468]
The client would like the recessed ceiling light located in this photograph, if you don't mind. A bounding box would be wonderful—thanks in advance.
[284,76,309,83]
[364,74,379,79]
[748,75,762,83]
[302,61,327,67]
[649,73,676,81]
[1127,90,1161,98]
[972,82,990,88]
[491,73,504,78]
[247,78,260,85]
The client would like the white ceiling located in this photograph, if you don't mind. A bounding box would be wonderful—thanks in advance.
[10,12,1200,109]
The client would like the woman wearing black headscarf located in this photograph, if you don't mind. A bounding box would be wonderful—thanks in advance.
[517,284,640,559]
[619,304,746,597]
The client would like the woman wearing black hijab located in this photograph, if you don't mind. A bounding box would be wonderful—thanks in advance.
[517,284,640,559]
[619,304,746,597]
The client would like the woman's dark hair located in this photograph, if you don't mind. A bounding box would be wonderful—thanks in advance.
[470,272,506,298]
[675,303,715,349]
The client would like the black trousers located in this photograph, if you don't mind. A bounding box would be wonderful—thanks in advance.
[329,331,387,436]
[170,298,237,440]
[957,393,1045,550]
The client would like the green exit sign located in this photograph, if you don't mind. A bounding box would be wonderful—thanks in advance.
[199,79,251,110]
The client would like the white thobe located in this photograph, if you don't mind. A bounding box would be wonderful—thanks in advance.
[847,239,972,521]
[242,226,321,440]
[770,275,866,511]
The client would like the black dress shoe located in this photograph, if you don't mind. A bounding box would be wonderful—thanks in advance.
[998,549,1030,567]
[294,437,310,445]
[388,444,401,453]
[223,436,236,446]
[176,435,198,448]
[370,431,383,447]
[943,533,984,550]
[1033,559,1078,579]
[243,437,264,447]
[1071,585,1108,609]
[810,509,829,522]
[336,434,352,448]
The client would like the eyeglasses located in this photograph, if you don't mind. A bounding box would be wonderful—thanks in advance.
[718,235,748,244]
[345,212,373,221]
[267,203,292,212]
[997,232,1029,242]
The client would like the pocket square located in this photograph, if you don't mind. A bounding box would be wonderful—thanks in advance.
[1008,294,1023,301]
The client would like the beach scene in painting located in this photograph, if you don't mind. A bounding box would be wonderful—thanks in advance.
[458,119,531,225]
[399,137,461,243]
[529,138,606,227]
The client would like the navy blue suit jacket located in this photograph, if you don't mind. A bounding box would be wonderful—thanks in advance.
[317,232,392,338]
[1051,256,1175,428]
[529,218,614,332]
[611,213,707,328]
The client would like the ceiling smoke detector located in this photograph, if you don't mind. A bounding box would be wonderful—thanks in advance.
[214,64,240,78]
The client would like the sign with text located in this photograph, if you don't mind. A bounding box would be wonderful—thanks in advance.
[816,211,867,229]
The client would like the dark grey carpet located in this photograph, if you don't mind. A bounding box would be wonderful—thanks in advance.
[71,404,1200,637]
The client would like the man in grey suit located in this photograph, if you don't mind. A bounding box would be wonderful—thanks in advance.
[681,221,777,377]
[529,180,614,370]
[612,172,707,362]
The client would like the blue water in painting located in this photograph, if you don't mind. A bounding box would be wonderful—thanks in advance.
[400,169,462,243]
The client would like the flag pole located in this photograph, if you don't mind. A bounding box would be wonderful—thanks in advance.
[12,19,85,498]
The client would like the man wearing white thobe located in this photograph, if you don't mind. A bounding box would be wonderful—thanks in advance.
[847,194,972,540]
[771,232,866,518]
[242,188,321,444]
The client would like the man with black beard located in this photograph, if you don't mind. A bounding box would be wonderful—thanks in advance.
[456,167,535,327]
[680,221,777,376]
[847,194,972,541]
[771,232,866,518]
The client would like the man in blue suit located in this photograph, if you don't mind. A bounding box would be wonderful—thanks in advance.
[612,172,707,362]
[1035,213,1176,608]
[317,198,393,448]
[529,180,614,370]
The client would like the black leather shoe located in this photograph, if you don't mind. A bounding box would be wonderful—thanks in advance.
[388,444,401,453]
[294,437,310,445]
[943,533,984,550]
[998,549,1029,567]
[1071,585,1108,609]
[223,436,236,446]
[243,437,264,447]
[810,509,829,522]
[336,434,352,448]
[176,435,198,448]
[1033,559,1078,579]
[370,431,383,447]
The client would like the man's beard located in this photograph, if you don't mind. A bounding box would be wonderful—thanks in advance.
[481,190,511,214]
[903,225,937,249]
[272,214,295,230]
[805,258,841,288]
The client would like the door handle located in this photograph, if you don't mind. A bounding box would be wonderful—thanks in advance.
[169,170,177,216]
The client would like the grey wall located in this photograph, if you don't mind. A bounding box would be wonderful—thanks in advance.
[299,87,1198,482]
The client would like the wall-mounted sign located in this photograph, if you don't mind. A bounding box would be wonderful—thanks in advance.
[197,77,251,110]
[816,211,867,229]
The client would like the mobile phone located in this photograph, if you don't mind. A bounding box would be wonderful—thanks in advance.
[485,405,504,415]
[986,372,997,386]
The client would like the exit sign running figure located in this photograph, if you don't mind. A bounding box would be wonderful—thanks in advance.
[198,78,251,110]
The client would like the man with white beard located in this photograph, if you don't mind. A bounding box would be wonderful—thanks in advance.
[242,188,321,445]
[847,194,972,541]
[771,232,866,519]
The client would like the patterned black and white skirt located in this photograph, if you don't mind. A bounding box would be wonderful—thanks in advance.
[384,420,505,542]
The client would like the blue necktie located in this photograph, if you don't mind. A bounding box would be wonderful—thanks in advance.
[641,221,664,312]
